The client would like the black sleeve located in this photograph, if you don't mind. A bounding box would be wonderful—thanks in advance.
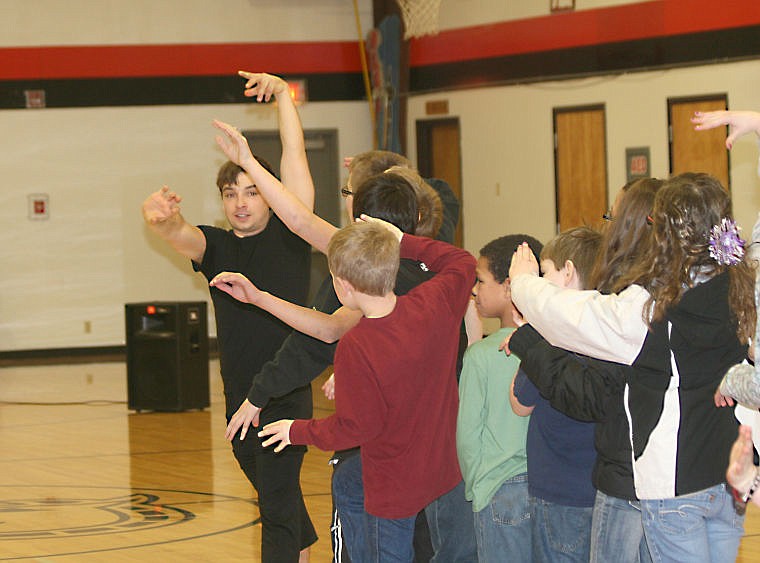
[510,324,626,422]
[247,330,337,407]
[247,273,341,408]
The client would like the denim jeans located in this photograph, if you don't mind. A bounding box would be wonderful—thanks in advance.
[332,453,367,562]
[332,453,446,562]
[365,511,416,562]
[473,472,531,563]
[590,490,652,563]
[424,479,477,562]
[530,496,592,562]
[640,483,744,563]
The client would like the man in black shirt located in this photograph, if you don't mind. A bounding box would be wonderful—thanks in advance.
[142,73,315,562]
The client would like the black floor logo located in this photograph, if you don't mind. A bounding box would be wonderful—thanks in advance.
[0,485,259,559]
[0,492,194,539]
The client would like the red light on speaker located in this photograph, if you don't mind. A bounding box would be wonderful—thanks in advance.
[146,305,156,315]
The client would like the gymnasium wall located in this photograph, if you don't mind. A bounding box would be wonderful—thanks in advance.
[0,0,375,352]
[2,0,760,352]
[407,59,760,266]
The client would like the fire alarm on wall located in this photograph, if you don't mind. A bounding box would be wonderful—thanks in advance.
[28,193,50,220]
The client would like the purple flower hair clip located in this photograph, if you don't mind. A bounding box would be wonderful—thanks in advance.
[709,218,745,266]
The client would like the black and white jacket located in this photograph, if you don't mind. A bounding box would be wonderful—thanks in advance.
[511,272,745,499]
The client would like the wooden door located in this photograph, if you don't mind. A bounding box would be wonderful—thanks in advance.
[416,118,464,247]
[669,95,729,189]
[554,105,608,232]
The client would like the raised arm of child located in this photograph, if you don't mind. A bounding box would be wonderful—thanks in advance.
[509,324,625,422]
[210,271,361,343]
[692,110,760,149]
[509,242,650,365]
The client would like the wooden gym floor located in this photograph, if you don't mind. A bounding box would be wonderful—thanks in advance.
[1,359,759,561]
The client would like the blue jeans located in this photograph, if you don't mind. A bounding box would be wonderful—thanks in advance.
[332,453,367,562]
[591,490,652,563]
[530,496,592,562]
[365,511,416,562]
[424,480,477,562]
[640,484,744,563]
[473,473,531,563]
[332,453,416,562]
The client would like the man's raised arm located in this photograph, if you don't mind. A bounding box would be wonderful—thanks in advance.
[142,185,206,263]
[239,71,315,212]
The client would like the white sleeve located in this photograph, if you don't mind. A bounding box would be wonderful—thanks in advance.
[510,274,650,365]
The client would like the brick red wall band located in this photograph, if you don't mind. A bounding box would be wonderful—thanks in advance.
[1,1,758,108]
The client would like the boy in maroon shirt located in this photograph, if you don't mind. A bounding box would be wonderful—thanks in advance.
[257,218,475,560]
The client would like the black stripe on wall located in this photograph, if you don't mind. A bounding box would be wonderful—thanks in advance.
[0,72,366,109]
[411,25,760,93]
[2,25,759,109]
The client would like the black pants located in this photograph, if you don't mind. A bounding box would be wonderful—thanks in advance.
[232,431,317,562]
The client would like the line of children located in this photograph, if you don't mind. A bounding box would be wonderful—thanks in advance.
[146,68,760,561]
[509,173,755,562]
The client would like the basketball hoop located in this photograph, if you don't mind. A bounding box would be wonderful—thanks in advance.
[395,0,442,39]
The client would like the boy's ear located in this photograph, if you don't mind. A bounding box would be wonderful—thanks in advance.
[501,276,512,296]
[335,276,355,295]
[564,260,581,288]
[563,259,575,280]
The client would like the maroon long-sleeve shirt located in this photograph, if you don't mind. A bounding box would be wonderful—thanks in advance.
[290,234,476,518]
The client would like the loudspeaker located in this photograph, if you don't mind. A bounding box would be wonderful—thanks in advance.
[125,302,209,412]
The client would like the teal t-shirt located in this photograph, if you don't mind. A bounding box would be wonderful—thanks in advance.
[456,327,529,512]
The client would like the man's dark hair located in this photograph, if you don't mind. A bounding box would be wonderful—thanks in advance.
[480,234,543,284]
[351,172,418,235]
[216,154,277,192]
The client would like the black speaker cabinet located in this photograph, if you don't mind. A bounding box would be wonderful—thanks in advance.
[125,302,210,412]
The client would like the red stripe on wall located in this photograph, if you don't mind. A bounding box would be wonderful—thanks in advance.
[2,0,759,81]
[410,0,760,66]
[0,42,363,80]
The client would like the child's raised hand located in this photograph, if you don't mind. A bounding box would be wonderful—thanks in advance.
[692,110,760,150]
[464,298,483,345]
[509,242,539,280]
[258,419,294,453]
[357,214,403,242]
[213,119,255,168]
[209,271,262,305]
